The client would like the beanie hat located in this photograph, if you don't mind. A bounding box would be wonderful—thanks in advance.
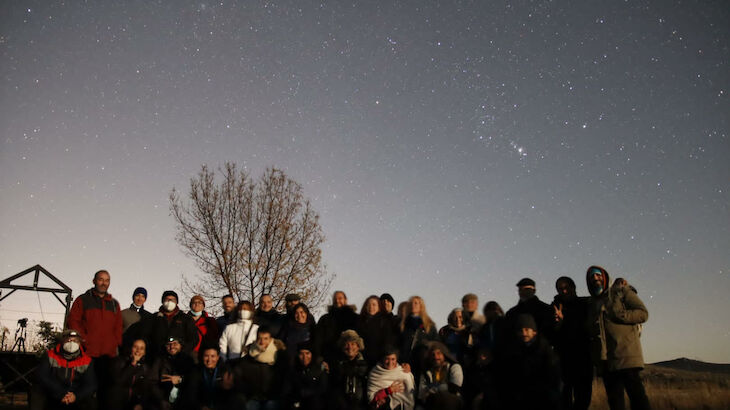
[516,314,537,331]
[133,287,147,299]
[380,293,395,306]
[516,278,536,288]
[161,290,179,303]
[297,340,313,352]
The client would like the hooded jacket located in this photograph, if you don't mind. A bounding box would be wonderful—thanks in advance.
[586,265,648,371]
[36,344,97,401]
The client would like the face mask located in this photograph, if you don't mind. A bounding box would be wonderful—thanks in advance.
[191,310,202,317]
[63,341,80,353]
[164,301,177,312]
[239,310,253,321]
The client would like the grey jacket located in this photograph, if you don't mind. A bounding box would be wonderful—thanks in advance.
[586,267,648,372]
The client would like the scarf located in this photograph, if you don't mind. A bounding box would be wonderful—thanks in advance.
[248,340,278,365]
[367,364,415,410]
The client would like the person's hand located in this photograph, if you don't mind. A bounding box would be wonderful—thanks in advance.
[554,304,564,322]
[61,392,76,404]
[389,380,404,394]
[321,361,330,373]
[401,363,411,373]
[161,374,182,385]
[131,351,144,365]
[222,371,234,390]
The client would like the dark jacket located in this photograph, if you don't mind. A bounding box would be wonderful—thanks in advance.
[189,311,219,354]
[357,312,397,367]
[506,296,554,342]
[283,358,328,410]
[496,334,561,410]
[315,305,358,363]
[280,319,316,366]
[329,352,369,410]
[232,340,288,401]
[108,355,157,410]
[36,345,97,402]
[147,307,199,358]
[399,315,439,366]
[438,325,471,364]
[552,294,592,373]
[67,288,122,357]
[152,349,196,408]
[254,309,285,338]
[183,362,239,410]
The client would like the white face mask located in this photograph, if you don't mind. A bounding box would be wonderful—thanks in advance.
[63,341,80,353]
[238,310,253,321]
[164,301,177,312]
[191,310,203,317]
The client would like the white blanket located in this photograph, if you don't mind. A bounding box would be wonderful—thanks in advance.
[367,364,415,410]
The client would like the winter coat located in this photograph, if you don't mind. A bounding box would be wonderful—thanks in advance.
[280,318,315,366]
[67,288,122,358]
[183,362,240,410]
[153,350,196,401]
[283,358,329,410]
[586,269,648,372]
[505,295,554,342]
[218,318,258,361]
[254,309,285,338]
[357,313,397,367]
[36,344,97,402]
[552,294,592,378]
[438,325,472,364]
[108,354,158,410]
[399,315,439,366]
[315,305,358,363]
[329,352,369,410]
[232,339,288,401]
[417,362,464,403]
[189,311,219,354]
[496,334,561,410]
[147,307,199,359]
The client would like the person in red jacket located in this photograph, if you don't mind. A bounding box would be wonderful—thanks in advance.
[188,294,219,359]
[66,269,122,408]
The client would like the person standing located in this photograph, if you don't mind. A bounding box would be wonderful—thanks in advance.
[148,290,199,360]
[552,276,592,410]
[505,278,554,342]
[188,295,220,358]
[586,266,651,410]
[315,291,359,364]
[255,293,284,338]
[121,287,152,350]
[218,301,259,361]
[66,269,122,407]
[216,294,238,334]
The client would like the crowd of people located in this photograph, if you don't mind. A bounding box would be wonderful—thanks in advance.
[32,265,651,410]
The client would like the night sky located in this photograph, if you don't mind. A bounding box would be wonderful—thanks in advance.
[1,1,728,362]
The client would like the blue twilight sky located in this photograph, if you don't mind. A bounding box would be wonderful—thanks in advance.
[0,1,728,362]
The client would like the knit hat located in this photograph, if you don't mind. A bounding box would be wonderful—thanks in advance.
[516,278,536,288]
[62,329,81,340]
[516,314,537,331]
[161,290,179,303]
[380,293,395,306]
[338,329,365,351]
[133,287,147,299]
[297,340,313,352]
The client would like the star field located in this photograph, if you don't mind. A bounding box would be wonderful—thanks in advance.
[1,1,728,361]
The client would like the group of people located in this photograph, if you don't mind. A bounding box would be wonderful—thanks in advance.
[32,265,650,410]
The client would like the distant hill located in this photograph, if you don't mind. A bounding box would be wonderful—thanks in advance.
[651,357,730,374]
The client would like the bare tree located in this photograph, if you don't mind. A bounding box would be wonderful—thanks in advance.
[170,163,333,312]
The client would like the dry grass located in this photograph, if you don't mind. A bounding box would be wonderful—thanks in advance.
[589,365,730,410]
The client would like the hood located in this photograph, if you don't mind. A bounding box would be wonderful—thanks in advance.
[586,265,609,297]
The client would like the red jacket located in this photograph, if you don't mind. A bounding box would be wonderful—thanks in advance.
[67,288,122,357]
[191,311,219,352]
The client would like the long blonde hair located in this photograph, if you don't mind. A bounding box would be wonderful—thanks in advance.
[400,295,434,333]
